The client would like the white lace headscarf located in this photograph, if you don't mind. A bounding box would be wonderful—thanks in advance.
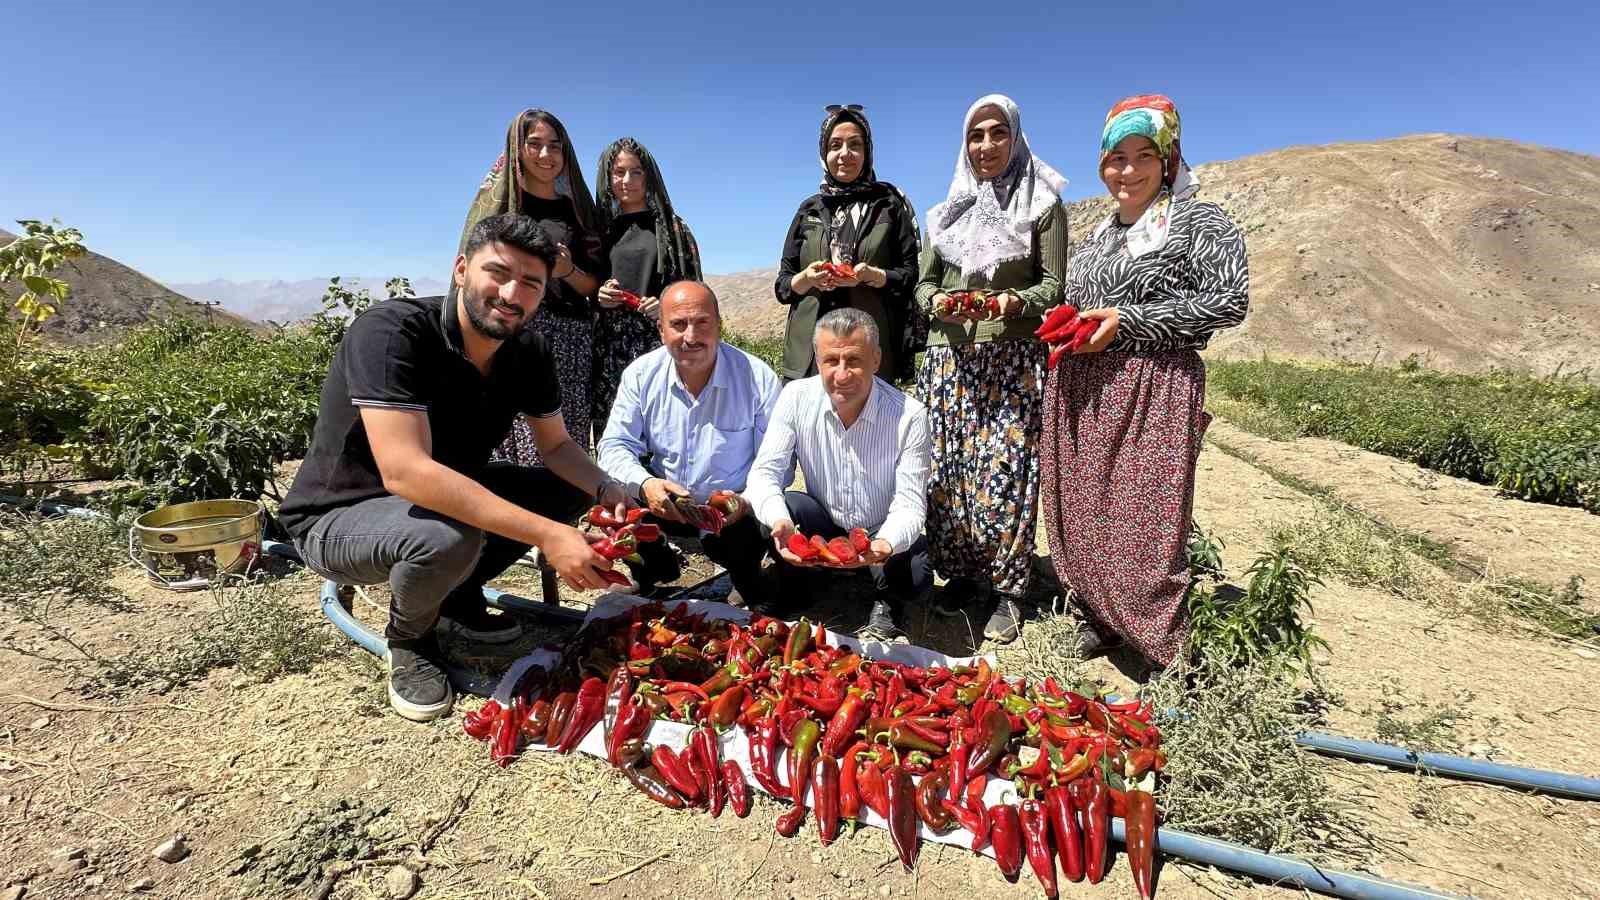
[926,94,1067,280]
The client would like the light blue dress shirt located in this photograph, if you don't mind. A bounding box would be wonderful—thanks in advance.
[597,341,782,501]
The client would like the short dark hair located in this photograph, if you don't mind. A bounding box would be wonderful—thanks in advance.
[463,213,558,270]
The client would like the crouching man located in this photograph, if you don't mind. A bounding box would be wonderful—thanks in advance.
[279,214,634,722]
[743,308,934,641]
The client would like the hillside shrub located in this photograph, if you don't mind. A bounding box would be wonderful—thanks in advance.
[1209,358,1600,513]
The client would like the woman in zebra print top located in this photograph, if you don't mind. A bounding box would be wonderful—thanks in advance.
[1039,95,1248,669]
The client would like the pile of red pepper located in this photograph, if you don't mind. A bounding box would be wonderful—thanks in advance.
[783,528,871,566]
[586,505,661,587]
[462,601,1163,899]
[936,289,1006,321]
[1035,304,1102,368]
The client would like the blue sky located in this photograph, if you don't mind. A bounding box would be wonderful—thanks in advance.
[5,0,1596,284]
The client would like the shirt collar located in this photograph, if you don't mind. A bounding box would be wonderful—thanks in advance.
[826,377,880,427]
[439,291,466,357]
[669,343,726,397]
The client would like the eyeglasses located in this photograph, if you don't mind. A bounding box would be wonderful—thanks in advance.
[825,104,864,113]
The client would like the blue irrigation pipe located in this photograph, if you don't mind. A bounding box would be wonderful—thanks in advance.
[1110,819,1462,900]
[1295,731,1600,801]
[0,493,106,519]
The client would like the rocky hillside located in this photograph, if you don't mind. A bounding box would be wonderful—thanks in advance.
[712,134,1600,376]
[2,229,250,343]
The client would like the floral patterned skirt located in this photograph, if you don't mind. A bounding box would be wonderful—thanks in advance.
[495,306,593,467]
[591,307,658,436]
[1040,350,1210,667]
[916,339,1046,596]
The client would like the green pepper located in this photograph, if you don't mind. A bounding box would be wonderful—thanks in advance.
[783,617,814,667]
[788,718,821,806]
[1001,693,1033,718]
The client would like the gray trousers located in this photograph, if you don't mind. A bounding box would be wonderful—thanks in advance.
[293,465,589,640]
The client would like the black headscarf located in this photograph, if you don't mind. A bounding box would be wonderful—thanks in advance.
[593,137,701,283]
[816,108,891,265]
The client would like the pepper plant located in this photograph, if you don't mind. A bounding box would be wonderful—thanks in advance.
[1,219,85,346]
[1187,546,1328,673]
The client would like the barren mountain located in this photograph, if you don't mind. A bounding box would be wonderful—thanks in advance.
[171,276,450,323]
[1,229,248,343]
[711,134,1600,375]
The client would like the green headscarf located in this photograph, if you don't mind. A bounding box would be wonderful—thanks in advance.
[593,137,701,283]
[457,108,600,255]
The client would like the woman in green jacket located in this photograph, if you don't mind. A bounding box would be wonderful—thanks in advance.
[773,105,920,382]
[915,93,1068,643]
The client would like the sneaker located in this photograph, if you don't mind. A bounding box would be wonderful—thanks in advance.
[857,600,905,643]
[386,636,453,722]
[984,597,1022,644]
[438,605,524,644]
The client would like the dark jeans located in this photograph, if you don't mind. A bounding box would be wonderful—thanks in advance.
[633,513,770,599]
[293,464,589,640]
[777,490,931,615]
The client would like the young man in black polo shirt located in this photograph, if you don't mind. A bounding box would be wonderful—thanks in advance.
[279,214,635,722]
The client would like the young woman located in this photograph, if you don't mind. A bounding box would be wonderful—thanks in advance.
[459,108,604,463]
[590,137,702,430]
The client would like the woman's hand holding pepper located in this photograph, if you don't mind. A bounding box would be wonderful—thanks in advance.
[852,264,887,289]
[1072,307,1120,353]
[638,295,660,319]
[596,278,625,310]
[931,293,966,324]
[793,261,836,295]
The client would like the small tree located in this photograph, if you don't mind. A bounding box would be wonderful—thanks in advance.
[1,219,86,346]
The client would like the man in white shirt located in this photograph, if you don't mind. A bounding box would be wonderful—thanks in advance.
[597,281,782,603]
[744,308,933,641]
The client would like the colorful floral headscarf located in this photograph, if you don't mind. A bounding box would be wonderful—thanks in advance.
[1095,94,1199,258]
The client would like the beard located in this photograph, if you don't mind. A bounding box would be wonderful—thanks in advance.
[460,284,525,340]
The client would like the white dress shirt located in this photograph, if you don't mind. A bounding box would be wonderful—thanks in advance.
[745,375,931,554]
[597,341,782,500]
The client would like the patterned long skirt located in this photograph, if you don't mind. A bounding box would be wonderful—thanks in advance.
[1041,350,1210,667]
[495,306,593,466]
[591,306,658,436]
[916,339,1046,597]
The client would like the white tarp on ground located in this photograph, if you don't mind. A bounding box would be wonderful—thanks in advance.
[490,592,1009,855]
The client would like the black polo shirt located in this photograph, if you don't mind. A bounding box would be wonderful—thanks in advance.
[278,294,562,539]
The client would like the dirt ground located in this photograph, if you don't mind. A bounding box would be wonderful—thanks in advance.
[3,426,1599,900]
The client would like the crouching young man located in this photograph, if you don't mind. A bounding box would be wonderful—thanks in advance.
[279,214,635,722]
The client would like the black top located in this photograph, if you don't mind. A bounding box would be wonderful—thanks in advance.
[772,192,918,305]
[520,192,604,316]
[278,295,563,538]
[606,210,660,297]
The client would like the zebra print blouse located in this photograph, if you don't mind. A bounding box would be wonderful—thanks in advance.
[1065,199,1249,353]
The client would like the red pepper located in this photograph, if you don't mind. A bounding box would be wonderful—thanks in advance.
[826,536,858,563]
[783,618,814,667]
[819,261,857,279]
[989,803,1023,881]
[1064,317,1098,352]
[690,726,725,817]
[521,699,551,743]
[587,505,625,529]
[723,759,752,818]
[812,754,841,845]
[942,797,990,851]
[914,763,955,832]
[822,687,870,758]
[708,684,746,729]
[651,745,704,802]
[967,706,1013,775]
[707,489,743,518]
[554,677,606,753]
[839,742,866,828]
[788,718,821,806]
[544,691,576,747]
[947,727,969,799]
[776,803,806,837]
[624,760,686,809]
[1047,343,1070,369]
[615,288,643,310]
[811,534,841,564]
[847,527,871,554]
[602,665,633,746]
[1034,303,1079,338]
[748,716,788,796]
[885,765,920,871]
[1020,790,1059,898]
[1125,788,1158,899]
[489,698,523,767]
[1082,777,1110,884]
[1045,784,1084,883]
[631,523,662,542]
[606,698,651,767]
[786,532,820,560]
[858,756,890,820]
[462,699,501,741]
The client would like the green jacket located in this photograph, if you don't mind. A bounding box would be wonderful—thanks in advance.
[913,203,1067,347]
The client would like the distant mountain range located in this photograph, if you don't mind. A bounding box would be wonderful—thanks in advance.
[167,276,450,323]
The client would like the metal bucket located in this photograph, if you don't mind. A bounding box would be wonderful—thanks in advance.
[130,499,263,591]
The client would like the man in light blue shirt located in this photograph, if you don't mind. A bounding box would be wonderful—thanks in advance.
[597,281,782,602]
